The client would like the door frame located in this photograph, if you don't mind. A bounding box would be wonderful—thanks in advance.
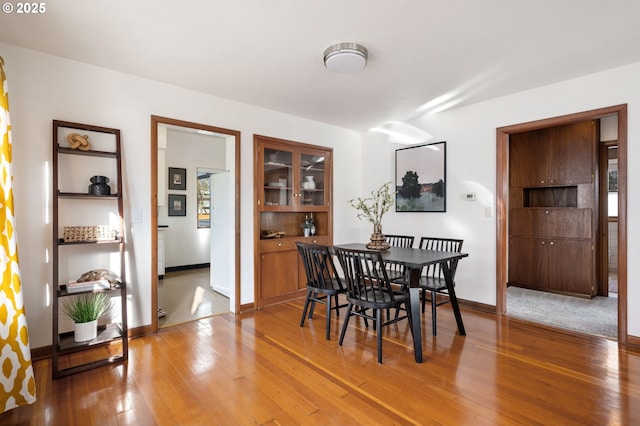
[496,104,627,343]
[150,115,241,332]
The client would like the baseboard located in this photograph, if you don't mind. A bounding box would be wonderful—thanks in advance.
[458,297,497,314]
[626,335,640,352]
[165,263,210,273]
[239,302,255,313]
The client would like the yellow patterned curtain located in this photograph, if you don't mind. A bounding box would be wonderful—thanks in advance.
[0,56,36,413]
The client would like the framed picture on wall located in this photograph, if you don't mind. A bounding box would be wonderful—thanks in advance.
[168,194,186,216]
[168,167,187,190]
[395,141,446,212]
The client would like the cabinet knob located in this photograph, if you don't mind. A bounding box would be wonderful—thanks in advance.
[541,241,545,245]
[312,239,317,243]
[545,210,550,215]
[540,180,545,184]
[549,241,555,246]
[277,242,283,247]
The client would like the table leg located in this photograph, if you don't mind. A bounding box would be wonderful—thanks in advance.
[442,261,466,335]
[408,268,423,363]
[408,287,423,362]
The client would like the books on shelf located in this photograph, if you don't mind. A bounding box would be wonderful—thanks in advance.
[64,278,111,293]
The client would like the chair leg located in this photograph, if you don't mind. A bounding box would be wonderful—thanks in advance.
[405,300,414,341]
[300,290,312,327]
[308,293,317,319]
[339,303,353,346]
[431,290,437,336]
[421,288,426,313]
[325,293,332,340]
[334,294,341,317]
[376,308,383,364]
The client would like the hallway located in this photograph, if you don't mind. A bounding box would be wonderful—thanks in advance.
[158,268,230,327]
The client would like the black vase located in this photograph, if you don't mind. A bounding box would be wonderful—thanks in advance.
[88,175,111,195]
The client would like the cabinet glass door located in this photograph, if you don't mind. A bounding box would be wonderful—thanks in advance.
[263,147,293,207]
[300,151,327,207]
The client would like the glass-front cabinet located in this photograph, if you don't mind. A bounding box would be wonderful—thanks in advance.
[259,143,329,211]
[254,135,333,308]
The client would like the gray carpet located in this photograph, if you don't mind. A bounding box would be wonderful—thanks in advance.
[507,286,617,338]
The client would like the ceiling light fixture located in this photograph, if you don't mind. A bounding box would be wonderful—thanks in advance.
[323,42,368,73]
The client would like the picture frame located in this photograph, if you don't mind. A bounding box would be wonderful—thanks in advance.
[395,141,446,212]
[168,194,186,216]
[168,167,187,190]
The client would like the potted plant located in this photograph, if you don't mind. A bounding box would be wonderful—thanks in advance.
[61,292,112,342]
[348,181,396,250]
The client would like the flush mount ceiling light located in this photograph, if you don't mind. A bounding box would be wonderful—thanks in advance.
[323,42,368,73]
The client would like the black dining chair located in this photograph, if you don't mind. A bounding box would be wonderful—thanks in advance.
[384,234,415,285]
[418,237,464,336]
[334,246,413,363]
[296,242,348,340]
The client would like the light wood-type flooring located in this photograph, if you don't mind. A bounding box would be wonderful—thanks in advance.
[3,298,639,425]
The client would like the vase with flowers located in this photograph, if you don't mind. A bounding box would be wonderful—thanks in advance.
[348,181,395,250]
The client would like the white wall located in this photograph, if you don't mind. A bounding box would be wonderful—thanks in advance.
[159,128,225,268]
[362,61,640,336]
[2,43,361,348]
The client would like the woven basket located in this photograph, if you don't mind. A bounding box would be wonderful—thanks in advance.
[63,225,116,242]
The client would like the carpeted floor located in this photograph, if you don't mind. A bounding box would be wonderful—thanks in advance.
[507,286,617,338]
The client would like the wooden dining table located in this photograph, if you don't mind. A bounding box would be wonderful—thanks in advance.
[334,243,469,363]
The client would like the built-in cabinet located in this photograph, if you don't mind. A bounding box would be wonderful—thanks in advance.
[254,135,333,307]
[508,120,598,297]
[51,120,128,378]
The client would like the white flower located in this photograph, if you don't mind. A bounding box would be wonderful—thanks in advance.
[348,181,395,226]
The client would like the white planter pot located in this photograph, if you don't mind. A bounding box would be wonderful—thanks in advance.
[74,320,97,342]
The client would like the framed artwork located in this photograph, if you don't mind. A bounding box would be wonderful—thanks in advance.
[395,141,446,212]
[168,167,187,190]
[168,194,186,216]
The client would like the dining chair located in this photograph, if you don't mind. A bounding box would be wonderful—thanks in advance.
[334,246,413,363]
[418,237,464,336]
[296,242,348,340]
[384,234,415,284]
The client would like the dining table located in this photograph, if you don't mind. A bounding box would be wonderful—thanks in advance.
[334,243,469,363]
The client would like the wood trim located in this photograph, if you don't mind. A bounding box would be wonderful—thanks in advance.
[150,115,241,333]
[616,107,628,343]
[627,335,640,350]
[598,141,617,296]
[458,298,496,315]
[496,104,628,344]
[495,129,509,315]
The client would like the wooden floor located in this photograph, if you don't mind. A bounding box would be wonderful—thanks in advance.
[3,298,640,425]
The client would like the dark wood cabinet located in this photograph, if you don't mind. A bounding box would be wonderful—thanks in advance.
[509,237,594,295]
[508,120,597,297]
[254,135,333,308]
[510,122,595,187]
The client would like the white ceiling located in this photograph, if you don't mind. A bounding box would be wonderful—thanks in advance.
[2,1,640,132]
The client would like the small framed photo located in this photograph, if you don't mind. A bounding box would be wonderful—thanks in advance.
[168,194,186,216]
[168,167,187,190]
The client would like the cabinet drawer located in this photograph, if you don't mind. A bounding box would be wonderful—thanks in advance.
[260,235,329,253]
[509,208,591,239]
[260,238,297,253]
[297,235,329,246]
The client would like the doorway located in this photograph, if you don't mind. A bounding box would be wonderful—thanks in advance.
[150,116,241,332]
[496,105,627,343]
